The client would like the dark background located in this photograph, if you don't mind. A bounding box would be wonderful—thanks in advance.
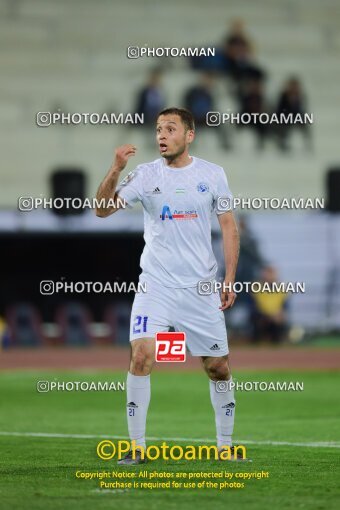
[0,233,144,321]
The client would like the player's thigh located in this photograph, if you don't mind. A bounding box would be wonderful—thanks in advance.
[129,279,173,342]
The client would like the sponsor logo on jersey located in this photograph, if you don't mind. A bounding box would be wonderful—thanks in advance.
[197,182,209,193]
[160,205,198,220]
[152,187,162,194]
[161,205,173,220]
[209,343,220,351]
[175,188,186,194]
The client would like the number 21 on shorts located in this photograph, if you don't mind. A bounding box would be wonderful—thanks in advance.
[133,315,148,334]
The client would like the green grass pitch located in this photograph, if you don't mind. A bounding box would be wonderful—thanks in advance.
[0,369,339,510]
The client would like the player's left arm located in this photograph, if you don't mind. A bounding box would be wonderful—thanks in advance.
[218,211,240,310]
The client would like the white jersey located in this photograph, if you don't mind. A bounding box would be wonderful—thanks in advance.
[116,156,233,288]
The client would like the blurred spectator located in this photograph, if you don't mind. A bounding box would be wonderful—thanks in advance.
[184,73,231,149]
[237,77,269,150]
[251,266,289,344]
[189,47,226,72]
[215,216,265,338]
[135,68,166,126]
[226,216,265,337]
[104,301,131,345]
[184,73,215,126]
[236,215,265,293]
[189,20,266,86]
[55,303,93,346]
[0,315,5,336]
[6,304,44,347]
[225,18,254,57]
[0,315,9,348]
[222,19,266,88]
[275,76,312,151]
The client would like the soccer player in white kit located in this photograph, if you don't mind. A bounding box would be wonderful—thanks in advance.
[96,108,241,464]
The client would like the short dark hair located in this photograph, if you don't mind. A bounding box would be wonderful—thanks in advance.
[157,107,195,131]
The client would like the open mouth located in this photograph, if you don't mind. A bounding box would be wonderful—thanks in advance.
[159,143,168,153]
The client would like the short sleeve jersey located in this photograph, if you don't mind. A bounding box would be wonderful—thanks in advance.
[116,156,233,288]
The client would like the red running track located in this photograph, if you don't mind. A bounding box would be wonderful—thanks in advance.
[0,347,339,371]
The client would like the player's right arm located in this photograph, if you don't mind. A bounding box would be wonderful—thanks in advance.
[95,144,137,217]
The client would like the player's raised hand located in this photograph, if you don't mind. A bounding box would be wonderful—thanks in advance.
[219,280,236,311]
[114,144,137,171]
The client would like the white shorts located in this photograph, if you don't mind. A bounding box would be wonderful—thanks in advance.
[129,277,228,357]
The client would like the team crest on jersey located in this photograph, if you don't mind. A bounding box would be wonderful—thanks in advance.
[197,182,209,193]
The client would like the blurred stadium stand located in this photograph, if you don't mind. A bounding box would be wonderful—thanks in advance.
[51,168,86,216]
[6,303,44,347]
[0,0,339,203]
[0,0,340,346]
[54,302,93,346]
